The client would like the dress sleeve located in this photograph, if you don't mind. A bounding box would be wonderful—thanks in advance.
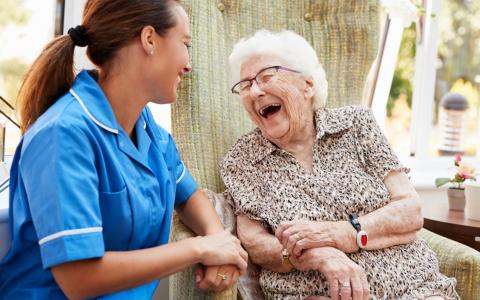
[19,122,104,269]
[221,154,265,222]
[165,134,197,206]
[354,107,410,180]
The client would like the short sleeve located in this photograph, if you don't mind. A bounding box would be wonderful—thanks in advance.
[165,134,197,206]
[19,122,104,269]
[354,107,409,180]
[220,150,265,223]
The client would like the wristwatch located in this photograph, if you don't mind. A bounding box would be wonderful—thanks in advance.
[348,213,368,249]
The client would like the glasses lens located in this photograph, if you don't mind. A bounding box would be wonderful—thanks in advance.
[233,81,251,94]
[257,67,278,84]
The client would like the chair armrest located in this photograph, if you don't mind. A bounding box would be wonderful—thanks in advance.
[418,229,480,300]
[169,213,238,300]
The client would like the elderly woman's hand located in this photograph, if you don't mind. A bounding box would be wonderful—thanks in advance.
[289,247,369,300]
[275,220,357,257]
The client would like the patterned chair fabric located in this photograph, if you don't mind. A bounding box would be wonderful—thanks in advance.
[169,1,480,299]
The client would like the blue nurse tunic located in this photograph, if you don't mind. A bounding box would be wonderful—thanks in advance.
[0,70,197,299]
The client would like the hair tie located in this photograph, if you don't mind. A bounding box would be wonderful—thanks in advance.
[68,25,88,47]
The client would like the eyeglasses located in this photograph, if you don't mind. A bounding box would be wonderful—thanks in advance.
[231,65,301,94]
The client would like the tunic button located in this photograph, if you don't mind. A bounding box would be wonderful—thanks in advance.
[304,12,313,22]
[217,2,225,12]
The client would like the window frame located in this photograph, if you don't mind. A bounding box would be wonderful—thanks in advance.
[372,0,480,188]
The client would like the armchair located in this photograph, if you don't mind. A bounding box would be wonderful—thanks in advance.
[169,1,480,299]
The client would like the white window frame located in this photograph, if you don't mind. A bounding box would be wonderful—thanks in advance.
[371,0,480,189]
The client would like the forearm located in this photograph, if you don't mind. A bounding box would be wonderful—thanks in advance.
[244,233,291,272]
[341,172,423,252]
[360,198,422,247]
[52,237,202,299]
[237,215,293,273]
[175,189,224,236]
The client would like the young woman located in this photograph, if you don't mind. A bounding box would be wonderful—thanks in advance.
[0,1,247,299]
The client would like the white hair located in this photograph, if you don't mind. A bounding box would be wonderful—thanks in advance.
[228,29,328,108]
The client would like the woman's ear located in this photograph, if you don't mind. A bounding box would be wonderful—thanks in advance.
[304,78,316,99]
[140,25,157,56]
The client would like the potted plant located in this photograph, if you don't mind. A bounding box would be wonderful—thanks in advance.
[435,154,477,211]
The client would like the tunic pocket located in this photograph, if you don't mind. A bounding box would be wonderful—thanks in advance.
[99,186,132,250]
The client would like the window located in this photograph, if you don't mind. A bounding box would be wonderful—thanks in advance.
[0,0,63,161]
[384,24,416,158]
[427,0,480,158]
[372,0,480,188]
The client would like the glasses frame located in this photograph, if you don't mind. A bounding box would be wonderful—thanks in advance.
[231,65,301,94]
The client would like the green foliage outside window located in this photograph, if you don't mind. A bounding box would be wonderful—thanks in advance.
[0,0,30,106]
[388,1,480,119]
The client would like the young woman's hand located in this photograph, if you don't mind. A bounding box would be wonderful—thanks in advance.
[196,230,248,274]
[194,264,240,292]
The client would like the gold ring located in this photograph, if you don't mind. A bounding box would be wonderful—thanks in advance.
[217,273,227,280]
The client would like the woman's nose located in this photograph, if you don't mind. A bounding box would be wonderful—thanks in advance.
[182,63,192,75]
[249,80,265,98]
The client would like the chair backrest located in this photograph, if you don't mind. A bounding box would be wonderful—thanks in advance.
[173,0,380,193]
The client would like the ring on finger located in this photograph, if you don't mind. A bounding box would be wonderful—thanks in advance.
[341,281,351,288]
[217,273,228,280]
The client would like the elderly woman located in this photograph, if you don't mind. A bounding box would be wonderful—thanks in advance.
[221,30,458,300]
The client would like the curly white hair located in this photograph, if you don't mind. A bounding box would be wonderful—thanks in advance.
[228,29,328,108]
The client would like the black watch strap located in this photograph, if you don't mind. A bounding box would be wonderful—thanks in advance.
[348,213,362,232]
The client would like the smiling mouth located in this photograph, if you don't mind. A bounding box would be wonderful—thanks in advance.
[259,103,281,118]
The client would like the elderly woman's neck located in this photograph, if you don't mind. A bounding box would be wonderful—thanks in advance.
[273,117,317,173]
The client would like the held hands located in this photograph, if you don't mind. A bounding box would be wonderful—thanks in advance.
[194,264,240,292]
[197,230,248,272]
[275,220,357,257]
[289,247,370,300]
[195,230,247,291]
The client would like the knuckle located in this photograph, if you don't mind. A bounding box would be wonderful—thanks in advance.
[347,266,357,274]
[327,270,338,278]
[337,266,348,275]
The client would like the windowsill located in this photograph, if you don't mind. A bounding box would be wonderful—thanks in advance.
[399,155,480,190]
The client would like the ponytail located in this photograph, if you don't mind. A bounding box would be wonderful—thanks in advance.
[17,35,75,134]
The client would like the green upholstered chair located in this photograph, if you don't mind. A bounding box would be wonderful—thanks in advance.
[418,229,480,300]
[169,1,480,299]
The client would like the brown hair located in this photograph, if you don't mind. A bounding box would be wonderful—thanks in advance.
[17,0,180,133]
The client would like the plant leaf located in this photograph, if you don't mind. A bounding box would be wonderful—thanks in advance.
[435,178,451,187]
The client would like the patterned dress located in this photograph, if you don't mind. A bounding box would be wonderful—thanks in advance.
[221,106,459,300]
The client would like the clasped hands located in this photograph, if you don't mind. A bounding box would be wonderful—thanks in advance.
[276,220,370,300]
[194,230,248,292]
[194,264,241,292]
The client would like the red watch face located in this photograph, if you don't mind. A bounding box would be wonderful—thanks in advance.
[360,233,368,247]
